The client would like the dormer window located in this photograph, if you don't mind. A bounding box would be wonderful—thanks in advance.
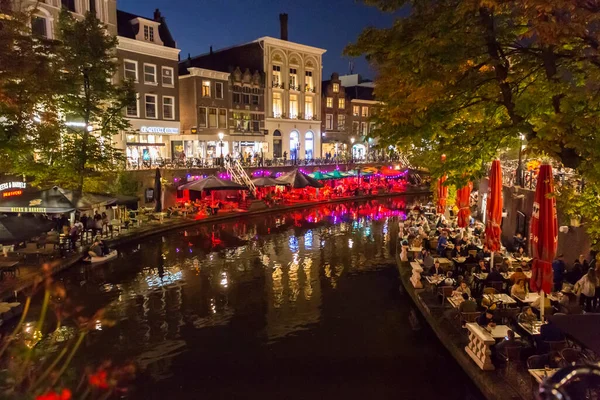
[144,25,155,42]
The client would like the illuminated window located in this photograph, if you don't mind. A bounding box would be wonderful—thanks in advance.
[305,71,313,91]
[144,64,157,84]
[163,96,174,119]
[124,60,138,81]
[305,96,313,119]
[289,94,298,118]
[145,94,157,119]
[202,80,211,97]
[338,98,345,109]
[362,106,369,117]
[273,92,282,117]
[326,97,333,108]
[338,115,345,130]
[333,83,339,93]
[353,105,360,116]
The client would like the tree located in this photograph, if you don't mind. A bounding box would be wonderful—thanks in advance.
[347,0,600,187]
[52,9,134,194]
[0,2,62,180]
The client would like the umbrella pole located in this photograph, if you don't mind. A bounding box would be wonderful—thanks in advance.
[490,251,494,270]
[540,290,545,321]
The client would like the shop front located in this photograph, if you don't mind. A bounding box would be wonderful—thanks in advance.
[124,120,180,166]
[232,140,268,159]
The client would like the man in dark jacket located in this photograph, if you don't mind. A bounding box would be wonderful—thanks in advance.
[552,254,566,291]
[486,267,504,283]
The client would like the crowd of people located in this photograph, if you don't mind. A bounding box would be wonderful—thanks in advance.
[401,202,598,368]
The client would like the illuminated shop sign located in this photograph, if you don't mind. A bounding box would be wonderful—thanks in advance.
[140,126,179,134]
[3,190,22,198]
[0,182,26,192]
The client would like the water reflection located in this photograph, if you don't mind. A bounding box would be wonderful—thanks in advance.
[5,196,481,399]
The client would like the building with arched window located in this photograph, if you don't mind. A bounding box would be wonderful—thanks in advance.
[178,14,324,161]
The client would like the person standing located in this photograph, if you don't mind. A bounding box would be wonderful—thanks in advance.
[575,268,597,312]
[283,151,287,165]
[552,254,566,292]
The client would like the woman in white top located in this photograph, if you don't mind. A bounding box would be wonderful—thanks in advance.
[575,268,597,312]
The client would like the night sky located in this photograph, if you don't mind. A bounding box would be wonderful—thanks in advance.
[119,0,401,79]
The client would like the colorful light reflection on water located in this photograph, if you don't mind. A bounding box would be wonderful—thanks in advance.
[14,196,481,400]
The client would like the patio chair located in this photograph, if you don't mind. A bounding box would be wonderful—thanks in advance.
[560,348,587,367]
[497,307,521,325]
[483,287,498,295]
[437,286,454,306]
[460,311,480,324]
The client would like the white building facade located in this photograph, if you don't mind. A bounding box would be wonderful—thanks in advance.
[259,37,326,161]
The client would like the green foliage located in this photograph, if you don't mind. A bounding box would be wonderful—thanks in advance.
[52,10,135,193]
[0,6,62,178]
[556,184,600,249]
[347,0,600,188]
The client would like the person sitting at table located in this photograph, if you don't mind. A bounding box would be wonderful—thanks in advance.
[485,266,504,284]
[558,286,582,314]
[418,248,428,261]
[423,251,435,270]
[477,310,497,328]
[454,281,471,297]
[495,329,528,358]
[517,306,538,326]
[437,231,449,256]
[509,267,528,285]
[478,244,491,260]
[513,246,527,259]
[476,259,489,274]
[511,279,528,300]
[451,243,467,258]
[429,260,444,276]
[566,255,585,285]
[458,293,478,313]
[498,257,511,273]
[443,271,456,287]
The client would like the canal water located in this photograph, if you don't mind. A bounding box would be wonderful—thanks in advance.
[21,197,483,399]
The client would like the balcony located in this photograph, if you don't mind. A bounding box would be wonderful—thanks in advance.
[272,82,284,89]
[304,86,316,93]
[289,84,301,91]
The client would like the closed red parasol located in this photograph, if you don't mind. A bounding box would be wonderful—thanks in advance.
[529,164,557,294]
[436,175,448,214]
[485,160,503,252]
[456,182,473,228]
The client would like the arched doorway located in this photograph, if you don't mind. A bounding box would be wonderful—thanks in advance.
[304,131,314,160]
[352,144,366,160]
[290,131,299,161]
[273,130,282,158]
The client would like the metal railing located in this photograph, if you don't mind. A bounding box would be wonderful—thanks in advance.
[226,159,257,196]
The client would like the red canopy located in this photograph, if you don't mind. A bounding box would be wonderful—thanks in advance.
[529,164,557,293]
[456,182,472,228]
[436,175,448,214]
[485,160,503,252]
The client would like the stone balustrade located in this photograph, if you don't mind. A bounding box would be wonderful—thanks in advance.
[465,323,496,371]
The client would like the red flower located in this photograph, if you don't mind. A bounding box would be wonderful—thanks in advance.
[89,370,109,389]
[36,389,72,400]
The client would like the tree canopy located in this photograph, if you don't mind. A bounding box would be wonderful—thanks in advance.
[347,0,600,186]
[0,5,134,192]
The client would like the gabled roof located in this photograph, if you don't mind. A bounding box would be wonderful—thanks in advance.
[179,42,263,76]
[116,9,177,49]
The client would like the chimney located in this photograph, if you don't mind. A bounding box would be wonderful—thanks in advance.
[153,9,161,22]
[279,13,288,41]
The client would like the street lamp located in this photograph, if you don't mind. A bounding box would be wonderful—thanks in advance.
[218,132,224,166]
[516,133,525,187]
[350,137,355,162]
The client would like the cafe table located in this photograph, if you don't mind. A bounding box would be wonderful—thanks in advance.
[529,368,560,384]
[426,275,445,285]
[487,325,521,339]
[519,321,544,336]
[447,295,464,309]
[483,293,517,305]
[517,292,560,304]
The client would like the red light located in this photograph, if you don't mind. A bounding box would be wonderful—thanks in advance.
[3,190,22,198]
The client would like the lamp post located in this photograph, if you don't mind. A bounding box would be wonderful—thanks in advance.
[516,133,525,187]
[218,132,224,166]
[350,137,355,163]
